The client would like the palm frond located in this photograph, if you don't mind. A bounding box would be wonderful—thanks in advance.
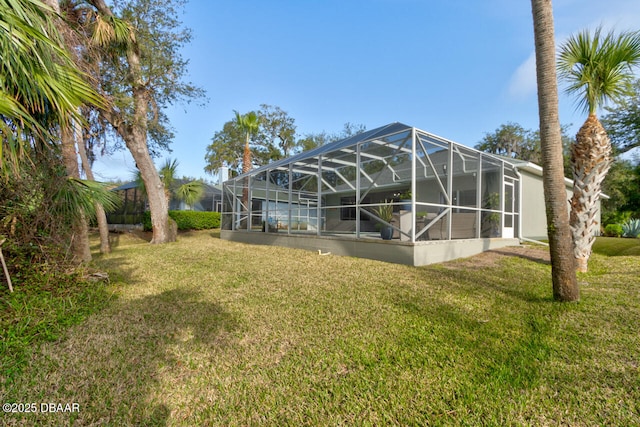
[234,110,260,136]
[52,177,121,222]
[91,13,134,49]
[159,158,179,187]
[175,180,205,207]
[558,27,640,115]
[0,0,105,173]
[132,169,145,194]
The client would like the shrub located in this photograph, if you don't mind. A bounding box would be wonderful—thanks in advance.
[142,211,220,231]
[622,218,640,238]
[169,211,221,230]
[602,210,633,228]
[603,224,623,237]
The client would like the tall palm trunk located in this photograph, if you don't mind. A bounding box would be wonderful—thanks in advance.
[241,136,251,230]
[61,125,92,263]
[242,135,251,175]
[570,114,611,272]
[530,0,579,300]
[76,121,111,254]
[43,0,91,263]
[44,0,108,255]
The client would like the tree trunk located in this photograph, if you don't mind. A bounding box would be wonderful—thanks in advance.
[103,93,172,244]
[530,0,579,301]
[570,114,611,272]
[241,137,251,230]
[125,115,172,244]
[88,0,174,244]
[96,94,172,245]
[61,125,92,263]
[41,0,90,261]
[76,122,111,254]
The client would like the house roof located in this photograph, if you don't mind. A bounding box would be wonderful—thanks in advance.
[227,121,609,198]
[235,122,416,179]
[111,181,139,191]
[112,180,221,195]
[502,157,609,199]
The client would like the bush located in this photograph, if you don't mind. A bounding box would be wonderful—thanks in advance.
[603,224,623,237]
[142,211,151,231]
[602,210,633,228]
[142,211,220,231]
[622,218,640,238]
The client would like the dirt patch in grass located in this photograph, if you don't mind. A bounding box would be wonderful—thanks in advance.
[444,245,551,269]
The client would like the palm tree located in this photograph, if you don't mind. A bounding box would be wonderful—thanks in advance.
[44,0,132,256]
[0,0,102,173]
[52,177,121,228]
[136,158,205,211]
[558,27,640,273]
[234,110,260,174]
[530,0,579,301]
[1,0,107,264]
[159,158,180,206]
[234,110,260,229]
[175,181,205,209]
[158,158,204,209]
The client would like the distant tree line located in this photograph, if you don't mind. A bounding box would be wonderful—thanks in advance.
[204,105,365,178]
[475,122,573,175]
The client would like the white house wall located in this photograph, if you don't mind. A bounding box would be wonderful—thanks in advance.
[518,168,602,241]
[519,171,549,240]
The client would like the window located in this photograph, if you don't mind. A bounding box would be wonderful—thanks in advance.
[340,197,370,221]
[340,197,356,221]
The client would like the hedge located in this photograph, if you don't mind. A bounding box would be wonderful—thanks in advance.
[142,211,221,231]
[603,223,623,238]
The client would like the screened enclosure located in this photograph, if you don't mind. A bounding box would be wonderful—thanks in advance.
[221,123,520,244]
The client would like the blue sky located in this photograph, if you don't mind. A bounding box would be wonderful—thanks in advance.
[91,0,640,183]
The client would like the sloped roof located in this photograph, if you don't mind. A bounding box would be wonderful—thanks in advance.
[498,156,572,186]
[230,122,577,194]
[236,122,414,178]
[111,181,139,191]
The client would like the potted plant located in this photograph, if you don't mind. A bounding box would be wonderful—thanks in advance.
[374,200,394,240]
[397,189,412,211]
[262,217,278,232]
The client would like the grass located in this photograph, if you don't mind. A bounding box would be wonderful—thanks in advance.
[1,231,639,426]
[0,266,113,390]
[592,236,640,256]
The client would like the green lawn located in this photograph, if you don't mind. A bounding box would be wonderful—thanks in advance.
[1,231,639,426]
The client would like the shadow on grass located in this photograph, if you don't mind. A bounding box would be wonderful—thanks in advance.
[489,248,551,265]
[387,270,558,422]
[92,255,143,286]
[438,264,552,304]
[5,287,239,426]
[112,230,153,245]
[100,287,240,425]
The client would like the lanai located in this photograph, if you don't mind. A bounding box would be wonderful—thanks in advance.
[220,122,522,265]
